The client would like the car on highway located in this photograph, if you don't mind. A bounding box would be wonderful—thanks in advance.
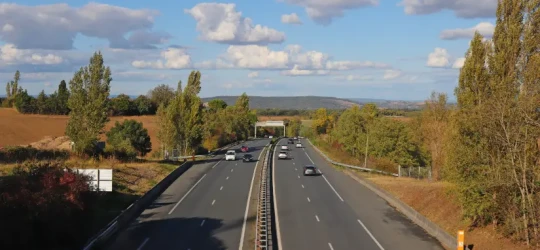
[225,150,236,161]
[281,145,289,151]
[293,137,297,140]
[303,165,319,176]
[269,135,273,139]
[242,153,254,162]
[287,139,294,144]
[241,145,249,152]
[296,142,302,148]
[277,151,288,159]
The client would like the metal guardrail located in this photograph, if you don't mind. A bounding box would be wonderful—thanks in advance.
[255,143,274,250]
[306,139,399,177]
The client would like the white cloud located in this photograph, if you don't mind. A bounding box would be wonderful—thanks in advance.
[185,3,285,45]
[281,13,302,24]
[0,3,169,49]
[383,69,403,80]
[0,44,63,65]
[399,0,497,18]
[427,48,451,68]
[194,59,235,69]
[248,71,259,78]
[452,57,465,69]
[281,64,329,76]
[115,71,170,81]
[132,48,191,69]
[224,45,289,69]
[325,61,390,70]
[333,74,374,81]
[440,22,495,40]
[279,0,378,25]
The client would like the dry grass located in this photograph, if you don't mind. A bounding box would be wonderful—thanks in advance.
[0,108,160,153]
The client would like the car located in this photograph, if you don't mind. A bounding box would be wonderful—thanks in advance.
[281,145,289,151]
[278,151,288,159]
[293,137,298,140]
[287,139,294,144]
[303,165,318,176]
[241,145,249,152]
[242,154,254,162]
[296,143,302,148]
[269,135,273,139]
[225,150,236,161]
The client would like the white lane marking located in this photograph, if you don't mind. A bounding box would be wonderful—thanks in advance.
[295,168,297,171]
[136,238,149,250]
[220,186,223,191]
[236,163,237,166]
[226,176,229,180]
[322,175,344,202]
[297,175,300,179]
[272,139,284,250]
[315,215,320,222]
[168,174,207,214]
[293,162,295,165]
[200,220,205,227]
[211,199,216,206]
[301,184,305,188]
[231,169,234,172]
[307,197,311,202]
[358,219,385,250]
[328,242,334,250]
[304,151,315,164]
[212,160,223,169]
[239,142,268,250]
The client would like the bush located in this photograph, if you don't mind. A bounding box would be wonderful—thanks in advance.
[0,146,70,163]
[0,161,97,249]
[106,119,151,159]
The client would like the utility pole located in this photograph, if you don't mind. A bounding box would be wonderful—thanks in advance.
[364,132,369,168]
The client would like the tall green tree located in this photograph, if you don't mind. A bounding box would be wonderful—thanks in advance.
[207,99,228,112]
[180,71,204,154]
[36,90,48,114]
[332,105,366,158]
[106,119,152,158]
[148,84,175,108]
[65,52,111,155]
[57,80,70,115]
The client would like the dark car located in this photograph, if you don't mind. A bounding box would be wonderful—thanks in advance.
[243,154,254,162]
[303,165,319,176]
[287,139,294,144]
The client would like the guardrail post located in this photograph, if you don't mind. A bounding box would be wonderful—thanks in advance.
[457,230,465,250]
[398,165,401,177]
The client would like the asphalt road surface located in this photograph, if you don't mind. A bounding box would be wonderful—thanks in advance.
[273,138,445,250]
[104,139,270,250]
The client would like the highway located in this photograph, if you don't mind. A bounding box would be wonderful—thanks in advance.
[273,138,445,250]
[104,139,270,250]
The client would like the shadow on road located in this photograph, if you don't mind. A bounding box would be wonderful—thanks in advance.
[382,207,445,248]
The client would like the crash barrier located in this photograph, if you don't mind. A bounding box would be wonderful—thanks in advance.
[306,139,398,177]
[82,140,245,250]
[255,143,275,250]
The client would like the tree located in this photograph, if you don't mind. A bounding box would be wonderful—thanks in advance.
[36,90,48,114]
[133,95,153,115]
[14,89,36,114]
[312,108,329,135]
[148,84,175,108]
[57,80,70,115]
[3,71,21,108]
[110,94,133,116]
[106,120,152,158]
[332,105,366,158]
[65,52,111,155]
[360,103,379,168]
[208,99,228,113]
[180,71,204,154]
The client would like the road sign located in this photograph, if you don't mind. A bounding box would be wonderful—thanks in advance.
[76,169,113,192]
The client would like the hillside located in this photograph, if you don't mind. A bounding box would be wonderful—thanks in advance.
[202,96,360,110]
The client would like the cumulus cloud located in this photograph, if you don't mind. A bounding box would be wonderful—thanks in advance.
[399,0,497,18]
[427,48,451,68]
[452,57,465,69]
[132,48,191,69]
[440,22,495,40]
[383,69,403,80]
[224,45,290,69]
[248,71,259,78]
[185,3,285,45]
[0,3,169,50]
[333,74,374,81]
[281,64,329,76]
[279,0,378,25]
[281,13,302,24]
[0,44,63,65]
[325,61,390,70]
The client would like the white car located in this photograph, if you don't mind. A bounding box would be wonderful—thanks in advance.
[281,145,289,150]
[269,135,274,139]
[278,151,288,159]
[296,143,302,148]
[225,150,236,161]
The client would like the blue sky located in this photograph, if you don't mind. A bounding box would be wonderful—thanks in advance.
[0,0,498,100]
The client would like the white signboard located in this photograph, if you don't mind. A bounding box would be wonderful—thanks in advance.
[255,121,285,127]
[76,169,113,192]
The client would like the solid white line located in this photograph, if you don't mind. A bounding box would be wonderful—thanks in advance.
[301,184,305,188]
[272,139,284,250]
[304,151,315,164]
[200,220,205,227]
[293,162,295,165]
[297,175,300,179]
[136,238,149,250]
[220,186,223,191]
[211,199,216,206]
[358,219,385,250]
[328,242,334,250]
[295,168,297,171]
[212,160,222,169]
[315,215,320,222]
[307,197,311,202]
[168,174,207,214]
[238,142,267,250]
[226,176,229,180]
[322,175,344,202]
[231,169,234,172]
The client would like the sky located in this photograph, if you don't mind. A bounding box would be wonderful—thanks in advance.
[0,0,498,101]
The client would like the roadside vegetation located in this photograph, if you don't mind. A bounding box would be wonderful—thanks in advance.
[304,0,540,248]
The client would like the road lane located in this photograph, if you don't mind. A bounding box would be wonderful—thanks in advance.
[273,138,445,250]
[104,139,270,250]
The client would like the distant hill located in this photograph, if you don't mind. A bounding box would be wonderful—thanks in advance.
[202,96,427,110]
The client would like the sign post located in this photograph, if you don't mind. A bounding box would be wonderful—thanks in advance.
[457,230,465,250]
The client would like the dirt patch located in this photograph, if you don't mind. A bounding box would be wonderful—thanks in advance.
[0,108,160,153]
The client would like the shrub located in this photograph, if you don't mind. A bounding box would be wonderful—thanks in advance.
[106,119,151,158]
[0,146,70,163]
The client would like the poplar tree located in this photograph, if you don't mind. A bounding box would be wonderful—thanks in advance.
[181,71,203,155]
[65,52,111,154]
